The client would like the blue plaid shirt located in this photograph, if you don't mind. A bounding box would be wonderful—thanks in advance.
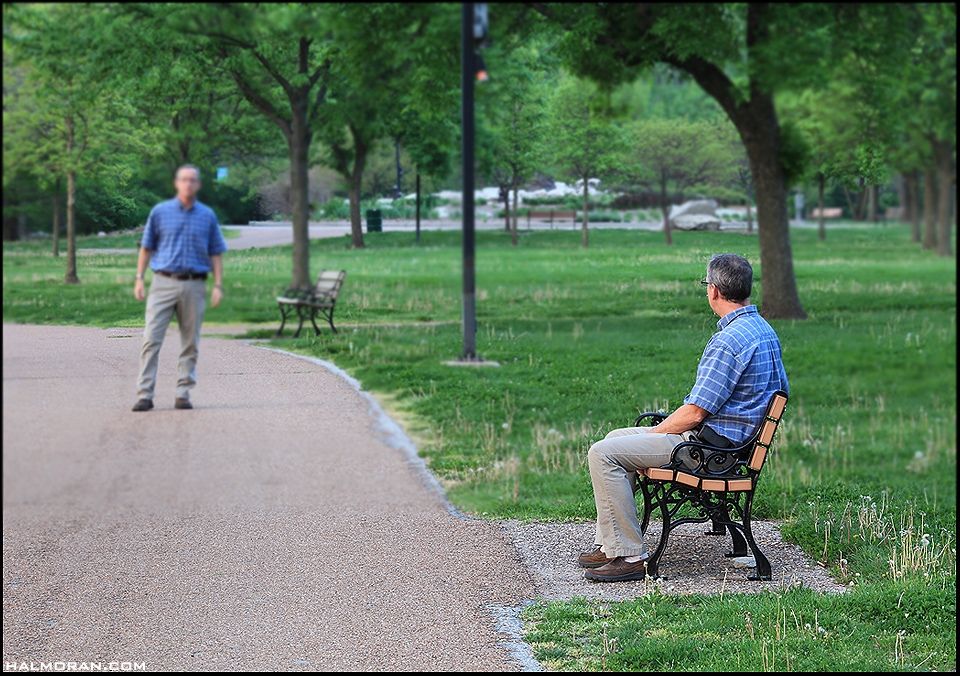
[141,198,227,275]
[684,305,789,444]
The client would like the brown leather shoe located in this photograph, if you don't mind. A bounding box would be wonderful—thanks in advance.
[174,398,193,410]
[578,546,614,569]
[132,398,154,412]
[584,554,651,582]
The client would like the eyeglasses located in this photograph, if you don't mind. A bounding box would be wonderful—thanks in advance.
[700,279,712,287]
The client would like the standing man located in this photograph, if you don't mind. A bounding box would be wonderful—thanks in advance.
[132,164,227,411]
[578,253,788,581]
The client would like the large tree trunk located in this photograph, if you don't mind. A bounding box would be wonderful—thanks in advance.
[64,116,79,285]
[922,166,938,250]
[817,172,826,241]
[347,128,368,249]
[53,176,61,257]
[660,5,805,318]
[868,183,878,223]
[932,138,954,257]
[735,95,806,319]
[287,108,313,287]
[904,169,921,243]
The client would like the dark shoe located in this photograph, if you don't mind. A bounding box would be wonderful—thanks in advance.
[132,399,154,412]
[174,398,193,410]
[584,554,651,582]
[578,546,615,569]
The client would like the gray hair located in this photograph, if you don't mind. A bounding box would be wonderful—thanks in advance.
[175,164,201,182]
[706,254,752,303]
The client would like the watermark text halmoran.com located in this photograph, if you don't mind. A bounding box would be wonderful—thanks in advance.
[4,662,146,672]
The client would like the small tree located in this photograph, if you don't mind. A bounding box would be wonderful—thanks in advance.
[546,76,623,247]
[622,117,739,245]
[5,4,151,282]
[476,42,553,244]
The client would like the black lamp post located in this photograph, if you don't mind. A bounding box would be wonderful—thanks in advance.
[460,2,489,362]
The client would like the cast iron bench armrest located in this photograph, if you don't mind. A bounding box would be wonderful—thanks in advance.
[635,411,668,426]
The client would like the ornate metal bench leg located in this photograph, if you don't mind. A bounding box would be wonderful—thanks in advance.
[740,491,772,580]
[716,503,749,558]
[309,308,322,336]
[706,518,726,536]
[645,484,673,579]
[327,307,338,334]
[277,304,288,336]
[293,305,306,338]
[637,477,653,536]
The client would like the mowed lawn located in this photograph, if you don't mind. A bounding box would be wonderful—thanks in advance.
[3,224,955,670]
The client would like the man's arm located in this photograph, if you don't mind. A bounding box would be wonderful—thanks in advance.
[649,403,709,434]
[210,254,223,308]
[134,247,152,301]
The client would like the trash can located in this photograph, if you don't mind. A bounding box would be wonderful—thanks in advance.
[366,209,382,233]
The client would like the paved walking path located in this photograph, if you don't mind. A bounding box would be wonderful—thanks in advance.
[2,324,537,671]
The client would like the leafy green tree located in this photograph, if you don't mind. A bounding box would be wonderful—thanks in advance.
[532,3,922,319]
[5,3,154,283]
[910,4,956,257]
[621,117,739,245]
[479,44,553,245]
[545,75,624,248]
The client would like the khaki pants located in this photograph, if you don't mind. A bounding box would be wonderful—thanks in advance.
[136,275,207,401]
[588,427,695,557]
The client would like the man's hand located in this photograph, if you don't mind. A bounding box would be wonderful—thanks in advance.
[211,285,223,308]
[134,278,146,302]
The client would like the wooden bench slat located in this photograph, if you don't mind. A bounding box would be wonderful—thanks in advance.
[768,394,787,420]
[675,472,701,488]
[748,445,768,471]
[758,418,778,446]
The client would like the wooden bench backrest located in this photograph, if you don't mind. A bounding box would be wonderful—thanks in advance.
[313,269,346,299]
[746,391,788,471]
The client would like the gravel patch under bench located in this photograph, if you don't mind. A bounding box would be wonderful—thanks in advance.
[501,519,848,601]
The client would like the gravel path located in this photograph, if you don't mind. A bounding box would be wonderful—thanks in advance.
[2,324,537,671]
[501,519,847,602]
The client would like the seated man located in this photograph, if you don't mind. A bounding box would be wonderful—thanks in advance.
[580,253,789,582]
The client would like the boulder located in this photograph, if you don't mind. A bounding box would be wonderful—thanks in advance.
[668,199,718,220]
[672,214,722,231]
[668,199,719,230]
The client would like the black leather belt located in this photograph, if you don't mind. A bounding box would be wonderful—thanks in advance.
[155,270,207,280]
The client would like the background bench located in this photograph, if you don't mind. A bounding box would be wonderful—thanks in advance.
[526,209,577,228]
[632,390,788,580]
[276,269,346,337]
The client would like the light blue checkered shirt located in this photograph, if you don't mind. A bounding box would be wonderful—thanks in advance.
[141,198,227,275]
[684,305,789,444]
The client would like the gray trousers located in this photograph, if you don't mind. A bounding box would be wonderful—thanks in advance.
[588,427,694,557]
[136,275,207,401]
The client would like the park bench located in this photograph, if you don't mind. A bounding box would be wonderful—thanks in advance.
[633,390,788,581]
[276,269,347,338]
[526,209,577,228]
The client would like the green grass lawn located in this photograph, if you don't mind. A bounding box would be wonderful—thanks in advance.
[3,224,955,671]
